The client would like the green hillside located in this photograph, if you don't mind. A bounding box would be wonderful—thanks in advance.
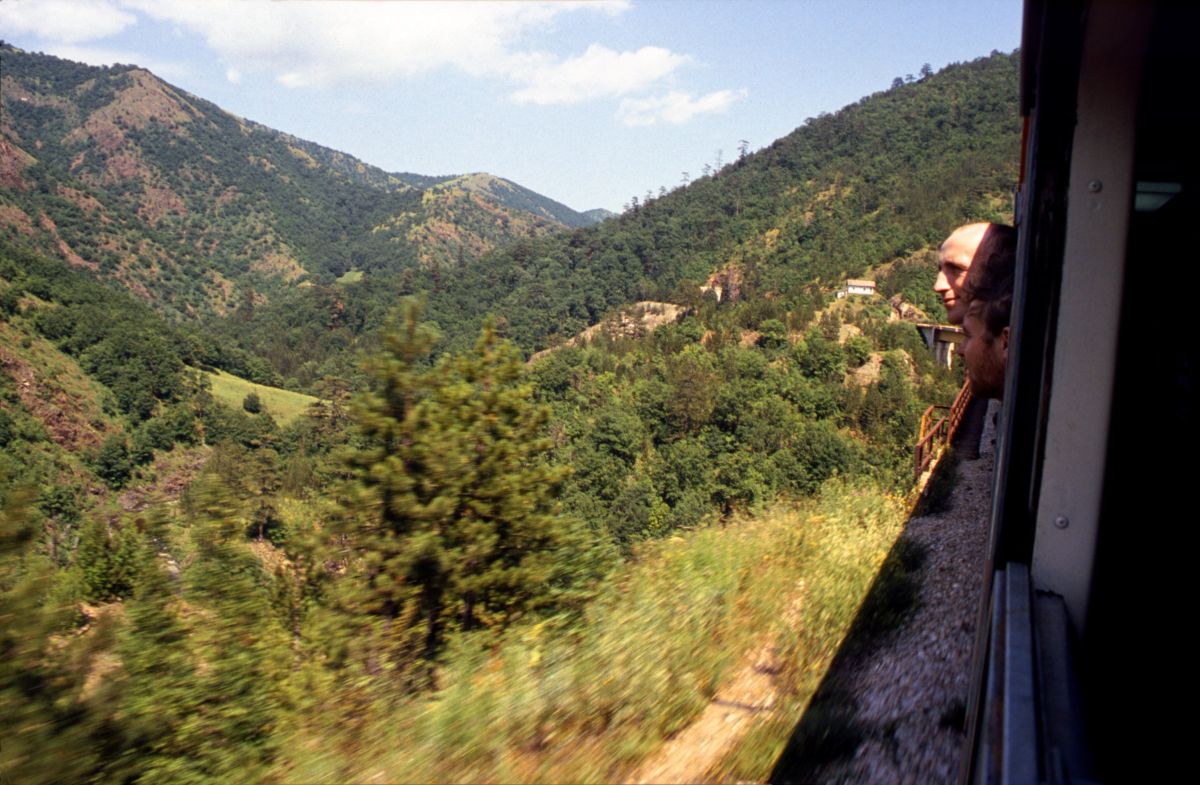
[210,51,1018,386]
[0,45,595,318]
[2,44,1016,381]
[1,48,1017,785]
[202,368,318,426]
[0,239,300,513]
[0,313,122,495]
[430,52,1020,354]
[436,171,609,228]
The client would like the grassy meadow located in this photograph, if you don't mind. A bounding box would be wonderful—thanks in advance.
[201,368,319,426]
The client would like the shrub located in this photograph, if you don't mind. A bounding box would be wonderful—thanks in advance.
[242,391,263,414]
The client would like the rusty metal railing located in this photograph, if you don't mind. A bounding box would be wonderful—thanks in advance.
[946,379,973,437]
[914,380,974,481]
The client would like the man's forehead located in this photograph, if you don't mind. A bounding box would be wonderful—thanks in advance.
[942,224,990,261]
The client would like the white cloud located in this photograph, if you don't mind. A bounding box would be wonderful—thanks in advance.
[617,89,746,126]
[510,44,688,106]
[5,0,718,119]
[0,0,135,43]
[120,0,642,93]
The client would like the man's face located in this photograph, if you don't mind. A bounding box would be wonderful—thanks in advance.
[935,224,989,324]
[958,301,1008,399]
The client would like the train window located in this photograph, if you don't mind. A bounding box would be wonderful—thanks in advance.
[969,1,1198,781]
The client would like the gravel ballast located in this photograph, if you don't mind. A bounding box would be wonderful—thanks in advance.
[787,403,997,784]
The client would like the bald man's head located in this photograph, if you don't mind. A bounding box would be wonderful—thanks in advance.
[934,222,1015,324]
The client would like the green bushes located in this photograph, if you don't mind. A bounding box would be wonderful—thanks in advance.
[844,334,872,367]
[280,480,908,784]
[92,434,132,488]
[242,391,263,413]
[74,517,147,602]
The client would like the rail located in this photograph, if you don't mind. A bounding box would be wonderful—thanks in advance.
[913,380,973,480]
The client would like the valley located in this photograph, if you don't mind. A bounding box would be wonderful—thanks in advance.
[1,41,1018,785]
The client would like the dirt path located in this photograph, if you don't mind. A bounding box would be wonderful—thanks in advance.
[633,588,804,784]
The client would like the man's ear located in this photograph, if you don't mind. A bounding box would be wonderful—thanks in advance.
[999,325,1010,356]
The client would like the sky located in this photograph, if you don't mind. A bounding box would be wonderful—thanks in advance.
[0,0,1023,213]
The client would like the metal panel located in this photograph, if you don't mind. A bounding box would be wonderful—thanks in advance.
[1000,565,1038,785]
[969,566,1039,785]
[1029,0,1152,629]
[1033,594,1091,782]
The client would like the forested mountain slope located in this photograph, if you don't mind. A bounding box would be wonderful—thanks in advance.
[2,45,1017,388]
[430,51,1019,353]
[406,171,607,229]
[213,51,1018,381]
[0,45,599,319]
[1,48,1020,785]
[0,238,290,495]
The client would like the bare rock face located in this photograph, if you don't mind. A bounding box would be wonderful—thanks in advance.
[890,293,929,322]
[527,302,685,363]
[701,265,744,303]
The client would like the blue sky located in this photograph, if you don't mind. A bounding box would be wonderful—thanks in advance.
[1,0,1022,212]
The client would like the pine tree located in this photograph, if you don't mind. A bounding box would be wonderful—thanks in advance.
[334,307,586,681]
[75,516,146,601]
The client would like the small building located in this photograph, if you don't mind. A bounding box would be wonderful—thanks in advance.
[846,279,876,296]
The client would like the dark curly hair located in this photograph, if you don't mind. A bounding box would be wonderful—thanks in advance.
[963,224,1016,336]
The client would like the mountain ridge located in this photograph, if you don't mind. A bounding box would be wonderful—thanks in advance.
[197,50,1019,387]
[0,44,604,318]
[423,50,1021,354]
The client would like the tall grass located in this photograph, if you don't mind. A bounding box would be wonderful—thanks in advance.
[277,479,907,784]
[710,484,915,782]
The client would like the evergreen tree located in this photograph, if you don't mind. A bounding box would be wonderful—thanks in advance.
[334,307,591,683]
[75,516,146,602]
